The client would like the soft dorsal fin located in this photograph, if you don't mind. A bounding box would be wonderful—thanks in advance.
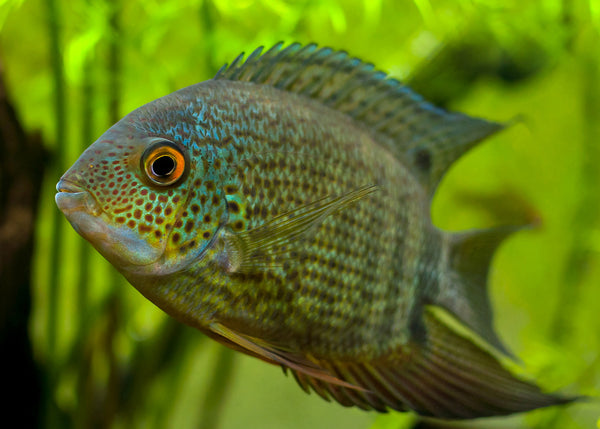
[214,42,504,195]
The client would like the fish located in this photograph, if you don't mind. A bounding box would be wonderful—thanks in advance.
[55,42,573,419]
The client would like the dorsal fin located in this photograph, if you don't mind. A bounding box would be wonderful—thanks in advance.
[214,42,504,195]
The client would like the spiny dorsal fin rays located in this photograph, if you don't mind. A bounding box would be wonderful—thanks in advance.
[214,42,505,196]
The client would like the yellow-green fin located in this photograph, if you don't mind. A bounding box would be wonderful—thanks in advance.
[281,306,573,418]
[209,322,360,390]
[441,225,526,356]
[215,42,504,195]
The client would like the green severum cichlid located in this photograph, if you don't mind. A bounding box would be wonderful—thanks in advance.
[56,43,573,419]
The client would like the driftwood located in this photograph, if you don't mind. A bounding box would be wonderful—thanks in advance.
[0,61,46,427]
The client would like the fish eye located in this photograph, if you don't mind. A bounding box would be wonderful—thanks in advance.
[142,141,186,186]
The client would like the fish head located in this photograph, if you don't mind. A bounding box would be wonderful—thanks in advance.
[56,92,226,277]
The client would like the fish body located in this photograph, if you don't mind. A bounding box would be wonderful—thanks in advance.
[56,43,571,418]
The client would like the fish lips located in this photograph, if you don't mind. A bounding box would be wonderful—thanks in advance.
[55,179,164,271]
[55,180,102,217]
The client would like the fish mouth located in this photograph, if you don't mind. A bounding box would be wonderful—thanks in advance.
[54,177,165,271]
[55,179,102,216]
[56,180,85,193]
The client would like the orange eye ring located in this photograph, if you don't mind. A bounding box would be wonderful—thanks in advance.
[142,141,187,186]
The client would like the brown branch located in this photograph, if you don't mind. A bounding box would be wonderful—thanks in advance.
[0,60,48,429]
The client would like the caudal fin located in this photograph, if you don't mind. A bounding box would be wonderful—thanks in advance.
[438,225,527,356]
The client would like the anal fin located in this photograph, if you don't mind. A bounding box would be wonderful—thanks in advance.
[402,306,575,418]
[209,322,361,390]
[355,306,574,418]
[274,306,573,418]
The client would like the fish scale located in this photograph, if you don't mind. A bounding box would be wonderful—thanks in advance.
[55,42,574,419]
[164,82,424,356]
[254,117,410,354]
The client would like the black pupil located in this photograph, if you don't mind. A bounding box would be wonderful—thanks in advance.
[152,155,175,177]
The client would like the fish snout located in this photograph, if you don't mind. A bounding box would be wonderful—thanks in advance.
[55,178,101,216]
[56,178,85,193]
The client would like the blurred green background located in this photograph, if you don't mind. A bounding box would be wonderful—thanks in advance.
[1,0,599,428]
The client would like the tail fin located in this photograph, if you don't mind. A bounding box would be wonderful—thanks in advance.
[438,225,526,356]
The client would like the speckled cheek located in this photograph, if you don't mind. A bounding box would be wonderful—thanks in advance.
[81,143,144,215]
[67,137,192,253]
[162,176,226,260]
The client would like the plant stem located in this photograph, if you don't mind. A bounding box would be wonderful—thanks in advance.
[45,0,68,426]
[198,347,237,429]
[45,0,66,365]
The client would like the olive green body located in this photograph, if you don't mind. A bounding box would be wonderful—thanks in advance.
[125,80,440,360]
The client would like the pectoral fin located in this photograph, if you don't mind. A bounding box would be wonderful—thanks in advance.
[226,184,377,272]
